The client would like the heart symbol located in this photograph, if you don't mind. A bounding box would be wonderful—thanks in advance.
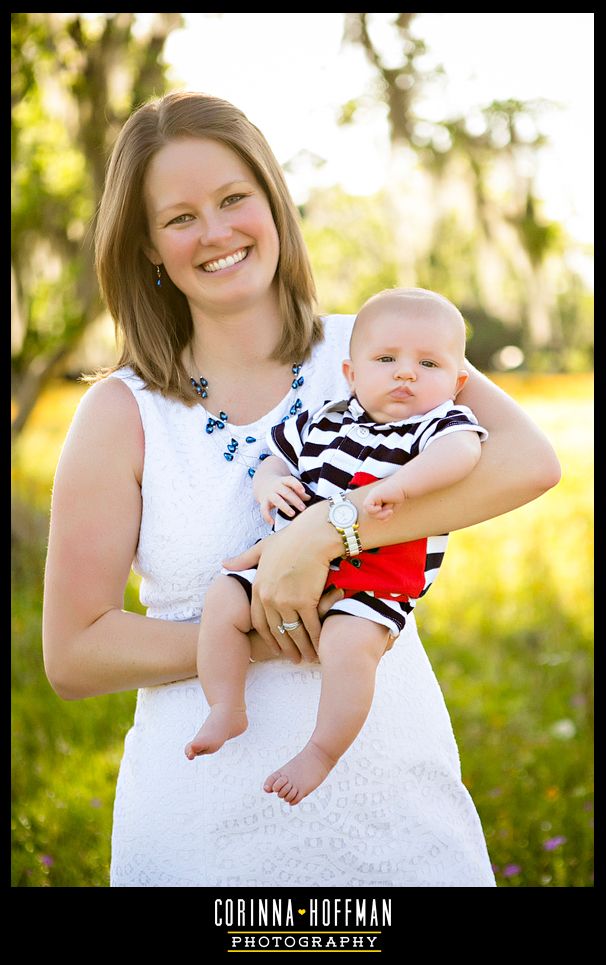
[298,909,306,915]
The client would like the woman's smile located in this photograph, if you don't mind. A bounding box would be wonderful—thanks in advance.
[200,246,250,274]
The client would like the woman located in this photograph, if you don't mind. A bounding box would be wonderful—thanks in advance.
[42,91,560,887]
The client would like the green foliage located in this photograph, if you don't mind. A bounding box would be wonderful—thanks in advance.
[339,13,593,372]
[11,375,593,886]
[11,12,183,438]
[420,373,593,885]
[300,181,592,372]
[301,187,400,313]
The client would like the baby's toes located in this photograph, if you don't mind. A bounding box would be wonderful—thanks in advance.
[264,771,286,793]
[277,780,294,800]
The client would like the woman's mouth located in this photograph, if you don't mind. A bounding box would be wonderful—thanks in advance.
[200,247,249,273]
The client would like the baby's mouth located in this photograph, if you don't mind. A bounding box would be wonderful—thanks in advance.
[390,386,414,399]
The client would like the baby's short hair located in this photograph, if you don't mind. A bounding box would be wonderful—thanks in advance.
[350,287,467,358]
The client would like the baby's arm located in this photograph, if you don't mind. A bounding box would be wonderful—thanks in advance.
[253,455,310,525]
[364,431,482,519]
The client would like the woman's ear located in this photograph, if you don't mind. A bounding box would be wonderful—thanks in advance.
[143,245,161,266]
[342,358,356,392]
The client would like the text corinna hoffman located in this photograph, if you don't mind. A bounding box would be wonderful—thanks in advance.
[214,897,392,927]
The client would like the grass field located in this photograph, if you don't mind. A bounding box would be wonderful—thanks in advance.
[11,373,593,887]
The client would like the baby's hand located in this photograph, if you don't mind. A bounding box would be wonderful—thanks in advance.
[259,476,310,526]
[363,479,407,520]
[363,494,395,520]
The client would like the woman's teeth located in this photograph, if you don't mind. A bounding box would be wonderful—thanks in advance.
[201,248,248,273]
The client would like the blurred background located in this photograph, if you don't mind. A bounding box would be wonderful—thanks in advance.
[12,12,593,887]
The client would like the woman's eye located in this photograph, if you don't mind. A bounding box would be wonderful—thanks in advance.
[222,193,246,207]
[167,214,193,225]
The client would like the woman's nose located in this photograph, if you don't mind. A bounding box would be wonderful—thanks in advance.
[198,212,233,247]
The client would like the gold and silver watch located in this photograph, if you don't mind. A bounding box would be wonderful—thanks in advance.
[327,491,362,557]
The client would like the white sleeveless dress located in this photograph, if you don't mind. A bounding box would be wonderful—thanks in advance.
[108,315,496,888]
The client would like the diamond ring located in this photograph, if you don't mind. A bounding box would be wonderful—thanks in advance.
[277,620,302,634]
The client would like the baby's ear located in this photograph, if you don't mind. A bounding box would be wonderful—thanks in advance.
[342,358,355,391]
[454,370,469,397]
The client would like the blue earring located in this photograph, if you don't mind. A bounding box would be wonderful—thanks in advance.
[155,264,162,288]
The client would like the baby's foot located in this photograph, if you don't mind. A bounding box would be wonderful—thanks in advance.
[263,741,337,805]
[185,704,248,758]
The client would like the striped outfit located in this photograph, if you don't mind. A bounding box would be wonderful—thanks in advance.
[228,396,487,637]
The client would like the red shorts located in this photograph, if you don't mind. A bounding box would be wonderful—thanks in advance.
[324,471,427,602]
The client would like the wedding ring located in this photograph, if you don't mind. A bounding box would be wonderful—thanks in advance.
[279,619,302,632]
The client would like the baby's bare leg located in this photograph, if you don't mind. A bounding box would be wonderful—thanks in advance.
[264,614,391,804]
[185,576,252,759]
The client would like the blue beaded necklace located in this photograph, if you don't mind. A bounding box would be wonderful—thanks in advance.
[190,363,304,478]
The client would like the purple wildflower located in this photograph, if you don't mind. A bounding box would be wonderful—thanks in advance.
[40,854,54,867]
[543,836,567,851]
[502,864,521,877]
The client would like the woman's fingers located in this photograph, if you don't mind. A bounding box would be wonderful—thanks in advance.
[251,593,302,661]
[296,605,322,654]
[317,586,345,619]
[267,608,303,661]
[250,592,282,656]
[241,518,332,661]
[251,589,318,663]
[249,630,281,662]
[281,609,320,662]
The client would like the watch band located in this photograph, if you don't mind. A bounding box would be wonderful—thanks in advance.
[340,524,362,558]
[328,492,362,557]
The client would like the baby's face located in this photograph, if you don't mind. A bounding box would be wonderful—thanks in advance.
[343,296,468,423]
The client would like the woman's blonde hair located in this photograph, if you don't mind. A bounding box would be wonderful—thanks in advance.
[93,91,323,400]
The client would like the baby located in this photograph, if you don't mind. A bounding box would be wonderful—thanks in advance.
[185,288,488,805]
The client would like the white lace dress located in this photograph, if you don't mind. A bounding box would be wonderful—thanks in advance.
[108,315,496,887]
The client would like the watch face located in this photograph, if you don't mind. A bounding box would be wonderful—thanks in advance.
[331,502,357,528]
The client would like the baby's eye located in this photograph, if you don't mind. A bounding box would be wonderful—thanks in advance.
[377,356,395,363]
[420,360,438,368]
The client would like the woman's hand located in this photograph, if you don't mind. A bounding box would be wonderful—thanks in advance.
[247,585,344,663]
[223,515,342,663]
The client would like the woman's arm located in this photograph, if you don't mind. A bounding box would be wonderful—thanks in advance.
[43,378,336,698]
[42,378,199,699]
[228,364,561,651]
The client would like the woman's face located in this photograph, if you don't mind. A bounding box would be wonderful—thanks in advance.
[143,137,280,319]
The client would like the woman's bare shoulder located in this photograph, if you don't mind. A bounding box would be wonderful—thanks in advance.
[63,376,144,482]
[78,373,139,411]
